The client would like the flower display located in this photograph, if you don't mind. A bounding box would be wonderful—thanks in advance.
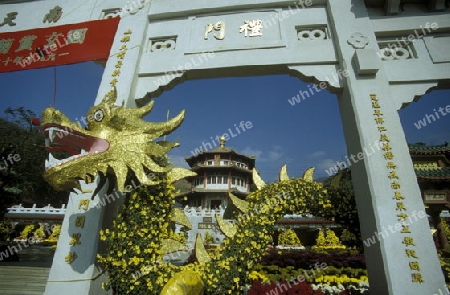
[248,263,369,294]
[278,229,302,247]
[38,88,371,294]
[97,171,182,294]
[96,164,365,294]
[19,224,35,239]
[312,229,346,250]
[438,252,450,290]
[199,177,330,294]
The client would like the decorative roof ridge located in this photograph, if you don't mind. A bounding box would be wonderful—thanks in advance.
[414,167,450,179]
[414,167,450,171]
[184,148,256,160]
[409,142,450,154]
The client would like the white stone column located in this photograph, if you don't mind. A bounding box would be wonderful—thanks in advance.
[45,177,114,295]
[45,4,152,294]
[94,5,151,108]
[328,1,447,294]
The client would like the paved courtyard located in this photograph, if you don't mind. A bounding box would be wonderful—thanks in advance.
[0,244,54,295]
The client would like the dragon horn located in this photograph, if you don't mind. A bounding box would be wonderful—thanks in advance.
[229,193,249,213]
[330,171,343,188]
[279,164,289,181]
[194,234,211,264]
[161,238,188,255]
[132,100,155,118]
[171,208,192,230]
[252,169,266,189]
[302,167,315,182]
[144,110,185,137]
[216,214,237,238]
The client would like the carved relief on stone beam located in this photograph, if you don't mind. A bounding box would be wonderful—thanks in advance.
[101,8,121,19]
[378,41,415,61]
[296,26,328,41]
[102,0,150,19]
[347,32,369,49]
[149,37,177,52]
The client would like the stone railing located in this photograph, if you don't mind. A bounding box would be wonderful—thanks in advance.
[183,206,225,217]
[7,204,66,215]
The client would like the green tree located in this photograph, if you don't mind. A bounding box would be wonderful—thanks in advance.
[340,228,357,247]
[0,219,11,241]
[0,108,68,218]
[322,168,362,249]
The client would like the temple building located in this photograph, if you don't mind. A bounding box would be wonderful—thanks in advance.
[410,142,450,202]
[176,136,255,245]
[182,136,255,210]
[409,142,450,249]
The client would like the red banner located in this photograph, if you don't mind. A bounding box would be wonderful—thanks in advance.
[0,17,120,72]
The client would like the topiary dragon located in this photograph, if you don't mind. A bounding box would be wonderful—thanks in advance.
[41,90,359,295]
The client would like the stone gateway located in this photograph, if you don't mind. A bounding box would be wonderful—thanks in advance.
[1,1,449,294]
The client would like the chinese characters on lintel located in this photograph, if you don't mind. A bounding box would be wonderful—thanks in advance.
[204,19,263,40]
[0,6,63,27]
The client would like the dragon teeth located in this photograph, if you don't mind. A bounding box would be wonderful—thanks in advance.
[45,137,90,170]
[46,150,91,170]
[49,128,56,142]
[48,153,59,168]
[46,153,65,169]
[49,153,56,163]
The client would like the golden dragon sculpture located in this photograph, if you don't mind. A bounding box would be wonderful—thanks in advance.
[41,90,358,295]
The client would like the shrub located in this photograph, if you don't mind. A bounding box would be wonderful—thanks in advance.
[0,220,10,241]
[204,231,214,245]
[316,230,326,246]
[20,224,36,239]
[279,229,302,246]
[35,227,45,238]
[313,229,346,250]
[169,231,186,244]
[324,229,341,246]
[48,225,61,241]
[340,229,357,246]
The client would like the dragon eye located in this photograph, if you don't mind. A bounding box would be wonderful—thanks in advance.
[93,109,104,122]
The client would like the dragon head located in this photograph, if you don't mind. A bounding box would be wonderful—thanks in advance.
[41,89,195,192]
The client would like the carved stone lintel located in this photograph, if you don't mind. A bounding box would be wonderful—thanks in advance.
[391,82,438,110]
[135,72,186,106]
[288,64,346,93]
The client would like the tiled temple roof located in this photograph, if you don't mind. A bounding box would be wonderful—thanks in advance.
[415,167,450,180]
[409,143,450,155]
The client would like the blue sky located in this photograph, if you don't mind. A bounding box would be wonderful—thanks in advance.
[0,61,449,182]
